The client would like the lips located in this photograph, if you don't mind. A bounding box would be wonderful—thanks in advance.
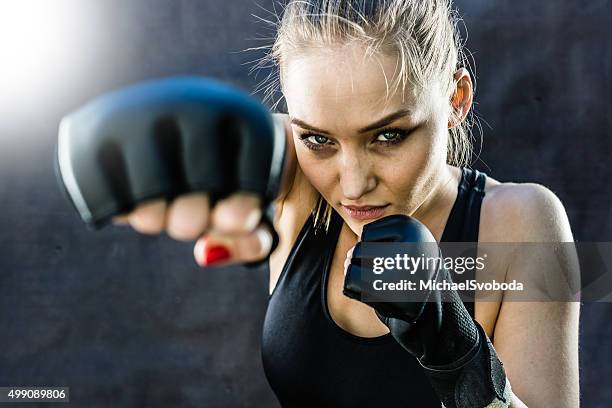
[342,204,389,221]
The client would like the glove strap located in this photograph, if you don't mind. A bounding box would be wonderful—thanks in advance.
[420,321,509,408]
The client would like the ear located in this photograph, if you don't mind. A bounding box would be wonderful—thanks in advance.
[448,68,473,129]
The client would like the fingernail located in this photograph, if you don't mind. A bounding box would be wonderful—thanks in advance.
[203,245,231,266]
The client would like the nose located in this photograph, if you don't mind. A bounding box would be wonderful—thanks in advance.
[339,152,376,200]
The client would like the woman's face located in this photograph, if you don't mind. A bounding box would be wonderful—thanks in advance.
[282,43,453,235]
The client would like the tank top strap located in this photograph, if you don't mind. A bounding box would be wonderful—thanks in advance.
[440,167,487,243]
[460,168,487,242]
[439,167,487,317]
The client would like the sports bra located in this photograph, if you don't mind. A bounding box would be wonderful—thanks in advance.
[262,167,487,407]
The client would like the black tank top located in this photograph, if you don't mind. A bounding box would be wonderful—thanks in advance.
[262,168,487,407]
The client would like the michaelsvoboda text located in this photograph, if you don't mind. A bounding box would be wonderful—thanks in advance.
[372,279,524,292]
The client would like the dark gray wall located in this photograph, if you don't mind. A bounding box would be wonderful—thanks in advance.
[0,0,610,407]
[457,2,612,406]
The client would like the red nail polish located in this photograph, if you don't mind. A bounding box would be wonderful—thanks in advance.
[203,245,231,266]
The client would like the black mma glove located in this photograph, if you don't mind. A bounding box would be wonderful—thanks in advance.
[56,76,286,265]
[343,215,510,408]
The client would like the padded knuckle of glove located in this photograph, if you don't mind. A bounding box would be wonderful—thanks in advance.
[343,214,441,322]
[360,214,437,244]
[56,76,285,230]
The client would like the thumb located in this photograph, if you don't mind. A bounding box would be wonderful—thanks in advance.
[194,225,274,267]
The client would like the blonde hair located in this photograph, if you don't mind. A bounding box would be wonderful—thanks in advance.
[250,0,476,231]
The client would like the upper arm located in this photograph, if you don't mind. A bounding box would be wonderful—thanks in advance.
[486,183,580,407]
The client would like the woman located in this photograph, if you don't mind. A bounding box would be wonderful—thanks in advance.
[118,1,579,406]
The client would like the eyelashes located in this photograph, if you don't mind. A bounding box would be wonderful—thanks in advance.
[298,127,411,151]
[301,134,332,150]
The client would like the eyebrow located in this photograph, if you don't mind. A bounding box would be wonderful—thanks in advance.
[290,109,412,135]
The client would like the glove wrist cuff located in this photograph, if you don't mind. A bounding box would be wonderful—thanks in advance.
[420,321,508,408]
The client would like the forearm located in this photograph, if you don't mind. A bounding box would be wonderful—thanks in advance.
[493,301,580,408]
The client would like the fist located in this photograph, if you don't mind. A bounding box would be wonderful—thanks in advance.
[114,192,274,266]
[343,214,442,322]
[56,77,287,266]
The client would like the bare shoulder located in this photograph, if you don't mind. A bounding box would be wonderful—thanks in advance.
[475,176,578,337]
[480,176,574,242]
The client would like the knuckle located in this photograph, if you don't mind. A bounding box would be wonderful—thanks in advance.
[128,199,166,234]
[166,225,201,241]
[237,227,272,260]
[166,193,210,241]
[212,193,262,233]
[235,237,259,260]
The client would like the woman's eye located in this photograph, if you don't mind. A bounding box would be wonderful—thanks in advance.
[307,135,330,145]
[374,129,406,145]
[300,134,332,151]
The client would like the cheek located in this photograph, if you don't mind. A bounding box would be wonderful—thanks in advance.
[396,129,443,175]
[382,129,447,200]
[294,140,337,195]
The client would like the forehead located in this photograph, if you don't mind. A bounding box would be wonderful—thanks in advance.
[282,43,434,128]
